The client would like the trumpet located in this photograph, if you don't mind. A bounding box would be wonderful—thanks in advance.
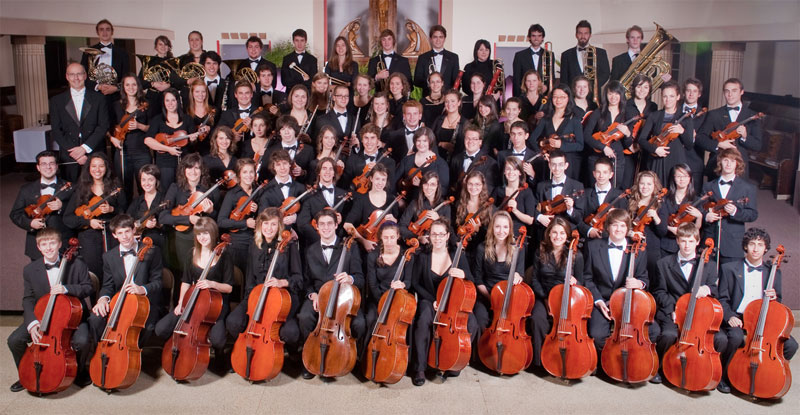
[82,47,117,86]
[428,61,436,76]
[542,41,553,94]
[582,45,599,106]
[620,22,675,98]
[376,58,388,91]
[289,62,310,81]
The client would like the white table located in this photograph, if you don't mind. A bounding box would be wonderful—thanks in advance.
[13,125,58,163]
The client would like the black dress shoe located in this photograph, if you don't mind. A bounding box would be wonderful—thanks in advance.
[10,380,24,392]
[444,370,461,378]
[717,380,731,394]
[649,373,662,384]
[74,374,93,388]
[412,371,426,386]
[301,367,315,380]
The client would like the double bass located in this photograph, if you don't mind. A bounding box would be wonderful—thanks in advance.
[18,239,82,395]
[303,235,361,377]
[601,235,659,383]
[89,237,154,391]
[541,231,597,380]
[170,171,236,232]
[478,227,535,375]
[663,238,723,391]
[162,234,231,381]
[728,245,792,399]
[230,231,295,382]
[364,239,420,384]
[428,227,477,373]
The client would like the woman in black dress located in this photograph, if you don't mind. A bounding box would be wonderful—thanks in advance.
[186,78,218,156]
[324,36,360,90]
[398,171,452,244]
[472,95,504,156]
[492,157,536,237]
[621,74,659,189]
[388,73,410,125]
[583,81,633,189]
[628,170,669,277]
[462,73,487,121]
[281,84,311,131]
[344,163,399,253]
[367,91,392,136]
[203,125,238,183]
[637,80,693,185]
[217,158,259,268]
[531,84,585,181]
[421,72,445,128]
[349,74,373,128]
[109,73,151,201]
[500,97,524,154]
[518,70,545,127]
[661,164,704,257]
[397,128,450,200]
[454,170,494,274]
[144,88,199,190]
[462,39,494,96]
[571,75,598,118]
[431,89,468,158]
[238,113,274,181]
[127,164,167,260]
[309,125,344,178]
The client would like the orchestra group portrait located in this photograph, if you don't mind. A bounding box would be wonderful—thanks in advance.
[8,17,796,400]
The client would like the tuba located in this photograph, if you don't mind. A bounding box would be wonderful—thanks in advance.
[81,47,118,86]
[582,45,599,106]
[620,22,676,98]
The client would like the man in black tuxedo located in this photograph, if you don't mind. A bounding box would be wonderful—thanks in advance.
[258,150,307,230]
[296,209,365,379]
[383,100,423,164]
[681,78,708,186]
[253,63,287,112]
[80,19,129,101]
[340,123,397,193]
[368,29,412,93]
[219,81,256,141]
[450,125,500,195]
[50,62,109,182]
[280,29,318,92]
[559,20,609,102]
[578,157,627,239]
[696,78,762,178]
[610,25,643,82]
[7,228,94,392]
[195,51,226,110]
[716,228,797,393]
[314,85,356,142]
[535,150,583,232]
[88,214,163,350]
[701,148,758,265]
[414,25,460,96]
[497,121,536,187]
[297,158,351,246]
[265,117,315,184]
[10,151,75,261]
[244,36,277,89]
[512,24,555,97]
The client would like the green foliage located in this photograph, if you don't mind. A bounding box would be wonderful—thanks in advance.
[263,40,297,67]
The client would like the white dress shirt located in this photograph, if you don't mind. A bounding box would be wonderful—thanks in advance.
[608,239,628,282]
[737,260,764,314]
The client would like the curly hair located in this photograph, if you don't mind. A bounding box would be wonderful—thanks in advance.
[742,227,771,252]
[456,171,490,228]
[176,152,210,191]
[76,152,120,204]
[628,170,663,216]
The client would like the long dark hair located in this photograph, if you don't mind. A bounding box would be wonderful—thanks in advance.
[600,81,627,122]
[161,88,185,119]
[118,73,145,108]
[77,152,119,203]
[176,153,210,191]
[416,171,442,212]
[667,163,696,204]
[538,217,571,270]
[472,39,491,62]
[328,36,354,74]
[545,84,576,119]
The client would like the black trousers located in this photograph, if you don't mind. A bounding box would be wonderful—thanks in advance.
[78,228,118,278]
[154,302,230,352]
[411,299,479,373]
[226,293,301,349]
[7,321,92,373]
[87,304,162,350]
[529,300,550,367]
[656,318,728,359]
[588,306,660,357]
[114,148,152,203]
[296,299,366,349]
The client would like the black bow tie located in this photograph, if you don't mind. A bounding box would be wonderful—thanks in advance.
[683,105,696,112]
[238,108,251,114]
[364,155,376,162]
[101,43,113,49]
[321,186,334,193]
[405,128,415,135]
[512,151,525,157]
[551,183,564,189]
[321,244,336,250]
[280,182,292,188]
[465,155,476,161]
[596,189,608,195]
[121,248,136,257]
[284,145,297,151]
[532,49,542,56]
[297,52,305,57]
[45,260,61,270]
[679,258,696,267]
[40,182,57,190]
[250,58,260,63]
[207,79,218,85]
[382,53,394,59]
[727,106,740,112]
[336,112,347,118]
[719,179,733,186]
[578,47,587,52]
[746,264,764,273]
[263,90,272,96]
[608,243,624,250]
[432,51,442,57]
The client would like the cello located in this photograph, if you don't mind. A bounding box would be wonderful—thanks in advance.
[302,235,361,378]
[25,182,72,219]
[353,148,392,194]
[355,191,406,242]
[364,238,420,384]
[478,227,535,375]
[728,245,792,399]
[18,239,82,395]
[663,238,723,392]
[408,196,455,236]
[89,237,154,391]
[668,191,713,227]
[162,234,231,381]
[230,231,295,382]
[428,227,477,373]
[584,189,631,232]
[171,171,236,232]
[601,235,659,383]
[541,230,597,380]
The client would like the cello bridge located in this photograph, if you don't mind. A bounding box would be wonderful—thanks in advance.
[245,331,262,337]
[556,330,572,336]
[433,321,448,326]
[173,330,188,336]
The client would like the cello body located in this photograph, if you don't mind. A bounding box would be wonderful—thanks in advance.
[302,280,361,377]
[428,277,476,371]
[662,295,723,391]
[364,288,417,384]
[601,288,659,383]
[478,281,535,375]
[541,283,597,379]
[162,286,223,381]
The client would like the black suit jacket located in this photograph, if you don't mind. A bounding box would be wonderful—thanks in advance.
[696,105,763,176]
[281,51,318,91]
[449,150,501,194]
[610,52,633,82]
[263,142,315,184]
[303,239,364,297]
[680,103,708,178]
[315,110,355,142]
[413,49,460,96]
[583,237,649,302]
[100,244,163,306]
[652,253,719,324]
[80,42,131,92]
[700,177,757,258]
[297,186,351,244]
[257,179,307,209]
[535,178,584,226]
[512,47,556,96]
[252,86,287,109]
[49,89,109,162]
[10,178,75,259]
[340,149,397,193]
[367,53,413,92]
[22,257,93,327]
[577,186,626,238]
[718,259,782,322]
[559,46,610,92]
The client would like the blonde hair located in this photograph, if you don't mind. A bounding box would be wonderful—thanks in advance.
[484,211,515,264]
[254,208,283,249]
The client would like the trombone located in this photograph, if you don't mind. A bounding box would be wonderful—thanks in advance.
[542,41,554,95]
[582,45,599,106]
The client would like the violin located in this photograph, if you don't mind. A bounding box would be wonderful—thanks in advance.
[478,227,535,375]
[279,184,318,217]
[355,191,406,242]
[364,238,420,384]
[229,180,269,224]
[302,235,361,377]
[398,154,437,194]
[428,227,477,372]
[498,183,528,213]
[668,191,713,227]
[663,238,723,392]
[74,188,122,220]
[162,234,231,381]
[542,230,597,379]
[25,182,72,219]
[112,102,149,142]
[408,197,455,236]
[647,108,707,147]
[631,188,668,234]
[133,201,170,238]
[537,189,585,216]
[171,171,236,232]
[711,112,765,143]
[728,245,792,399]
[457,197,494,237]
[539,133,575,153]
[353,148,392,194]
[601,236,659,383]
[89,237,154,391]
[703,196,749,218]
[591,114,642,152]
[196,108,217,141]
[232,106,265,134]
[18,239,82,394]
[155,130,194,148]
[584,189,631,232]
[231,231,295,382]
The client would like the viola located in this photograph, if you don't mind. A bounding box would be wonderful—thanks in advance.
[728,245,792,399]
[663,238,723,391]
[647,108,707,147]
[408,196,455,236]
[591,114,642,152]
[457,197,495,237]
[229,180,269,224]
[353,148,392,194]
[279,184,318,217]
[428,227,477,372]
[171,171,236,232]
[364,238,420,384]
[711,112,765,143]
[302,235,361,377]
[584,189,631,232]
[668,191,713,227]
[631,188,668,234]
[232,106,265,134]
[231,231,295,382]
[537,189,585,216]
[25,182,72,219]
[542,230,597,379]
[601,236,659,383]
[703,197,749,218]
[356,191,406,242]
[74,188,122,220]
[133,201,170,238]
[155,130,194,148]
[539,133,575,153]
[398,154,437,194]
[89,237,154,391]
[112,102,149,142]
[18,239,82,394]
[498,183,528,213]
[162,234,231,381]
[478,227,535,375]
[196,108,217,141]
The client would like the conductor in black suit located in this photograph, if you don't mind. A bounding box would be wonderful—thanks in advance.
[512,24,555,97]
[368,29,413,93]
[413,25,460,96]
[281,29,318,92]
[559,20,609,102]
[80,19,129,100]
[610,25,644,82]
[50,62,109,182]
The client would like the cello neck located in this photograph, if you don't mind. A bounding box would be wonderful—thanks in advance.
[434,243,465,322]
[372,254,410,334]
[253,245,283,323]
[176,249,219,327]
[755,258,780,337]
[559,248,576,322]
[499,243,522,320]
[40,256,70,333]
[622,250,637,325]
[323,239,352,319]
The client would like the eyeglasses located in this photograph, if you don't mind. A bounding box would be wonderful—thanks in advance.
[334,95,348,98]
[430,232,448,238]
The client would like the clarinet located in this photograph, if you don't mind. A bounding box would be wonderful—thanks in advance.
[220,76,232,111]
